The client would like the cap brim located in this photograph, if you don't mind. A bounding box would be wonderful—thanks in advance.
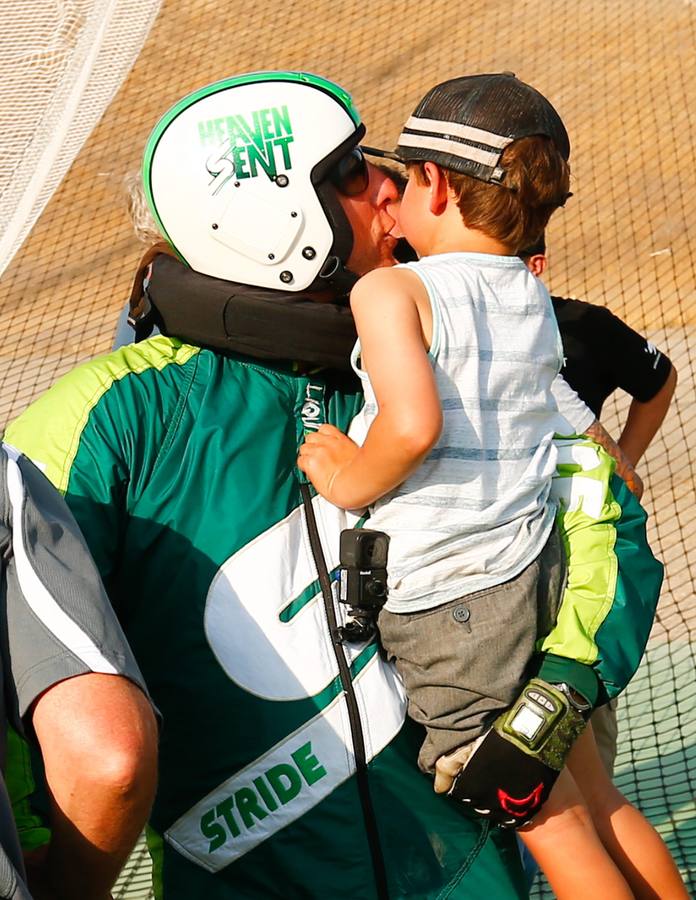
[361,145,404,163]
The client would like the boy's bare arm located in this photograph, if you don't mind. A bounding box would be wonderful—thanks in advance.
[298,268,442,508]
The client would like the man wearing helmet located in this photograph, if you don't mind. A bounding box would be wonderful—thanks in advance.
[6,73,528,899]
[140,71,395,292]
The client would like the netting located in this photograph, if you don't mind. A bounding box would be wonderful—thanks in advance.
[0,1,694,897]
[0,0,162,280]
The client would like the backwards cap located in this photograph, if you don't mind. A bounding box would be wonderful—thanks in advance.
[366,73,569,186]
[143,71,364,291]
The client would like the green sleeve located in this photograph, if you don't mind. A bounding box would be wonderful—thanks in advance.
[539,436,662,705]
[3,338,197,851]
[5,728,51,853]
[5,336,199,585]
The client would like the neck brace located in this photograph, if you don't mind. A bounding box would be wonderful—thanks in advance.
[130,252,359,372]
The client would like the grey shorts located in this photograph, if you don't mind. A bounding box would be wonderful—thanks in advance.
[377,526,566,773]
[591,698,619,776]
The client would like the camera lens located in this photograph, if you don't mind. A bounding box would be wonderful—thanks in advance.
[367,580,386,599]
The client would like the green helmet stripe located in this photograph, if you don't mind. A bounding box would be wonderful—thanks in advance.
[142,71,361,254]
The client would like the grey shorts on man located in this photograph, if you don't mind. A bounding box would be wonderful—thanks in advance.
[378,526,566,773]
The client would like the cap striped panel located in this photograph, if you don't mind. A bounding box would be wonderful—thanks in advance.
[396,131,504,169]
[401,115,512,150]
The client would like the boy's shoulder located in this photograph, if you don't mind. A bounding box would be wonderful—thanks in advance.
[350,264,425,303]
[416,250,524,266]
[411,251,527,283]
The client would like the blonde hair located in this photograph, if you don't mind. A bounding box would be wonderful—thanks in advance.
[125,170,163,245]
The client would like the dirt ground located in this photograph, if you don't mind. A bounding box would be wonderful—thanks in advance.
[1,0,694,892]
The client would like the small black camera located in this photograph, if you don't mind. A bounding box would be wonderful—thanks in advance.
[337,528,389,642]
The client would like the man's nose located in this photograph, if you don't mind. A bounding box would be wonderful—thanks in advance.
[372,171,402,234]
[375,171,401,207]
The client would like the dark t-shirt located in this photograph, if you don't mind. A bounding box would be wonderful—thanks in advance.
[552,296,673,416]
[0,443,152,899]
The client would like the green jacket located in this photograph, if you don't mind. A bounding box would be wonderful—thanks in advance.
[540,435,663,707]
[6,336,526,899]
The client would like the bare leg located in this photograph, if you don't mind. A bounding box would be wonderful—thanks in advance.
[567,725,688,900]
[518,767,633,899]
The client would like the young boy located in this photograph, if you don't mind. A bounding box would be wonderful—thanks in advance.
[298,74,686,898]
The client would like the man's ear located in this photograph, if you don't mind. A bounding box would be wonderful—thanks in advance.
[423,162,449,215]
[526,253,548,277]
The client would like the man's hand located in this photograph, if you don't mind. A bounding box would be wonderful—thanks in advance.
[297,424,361,507]
[584,420,644,500]
[619,463,644,500]
[434,679,588,828]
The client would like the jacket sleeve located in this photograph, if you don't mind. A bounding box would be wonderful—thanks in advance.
[537,436,663,706]
[0,443,151,718]
[4,361,133,589]
[4,338,195,591]
[0,437,158,856]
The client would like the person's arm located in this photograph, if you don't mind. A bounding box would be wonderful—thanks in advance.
[29,674,158,900]
[618,364,677,466]
[577,303,677,468]
[0,445,158,899]
[550,373,595,435]
[550,375,644,499]
[584,419,644,500]
[298,267,442,508]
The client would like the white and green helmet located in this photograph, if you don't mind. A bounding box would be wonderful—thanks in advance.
[143,71,367,291]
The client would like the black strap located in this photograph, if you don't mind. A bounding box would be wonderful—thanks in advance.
[300,484,389,899]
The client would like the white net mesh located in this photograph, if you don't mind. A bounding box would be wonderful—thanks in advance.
[0,0,162,279]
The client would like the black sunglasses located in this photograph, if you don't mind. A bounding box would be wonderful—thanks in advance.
[328,146,369,197]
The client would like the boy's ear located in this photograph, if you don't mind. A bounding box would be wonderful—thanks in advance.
[526,253,548,277]
[423,162,449,215]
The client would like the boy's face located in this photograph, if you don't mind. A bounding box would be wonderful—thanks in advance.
[394,168,432,256]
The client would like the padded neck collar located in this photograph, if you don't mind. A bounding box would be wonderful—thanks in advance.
[131,253,359,372]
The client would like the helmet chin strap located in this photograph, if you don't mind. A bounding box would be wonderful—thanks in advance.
[310,126,365,296]
[316,254,359,294]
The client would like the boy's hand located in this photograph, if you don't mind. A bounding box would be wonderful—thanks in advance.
[434,678,589,828]
[298,424,361,506]
[620,463,644,500]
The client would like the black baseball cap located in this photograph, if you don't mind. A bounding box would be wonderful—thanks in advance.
[364,73,569,186]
